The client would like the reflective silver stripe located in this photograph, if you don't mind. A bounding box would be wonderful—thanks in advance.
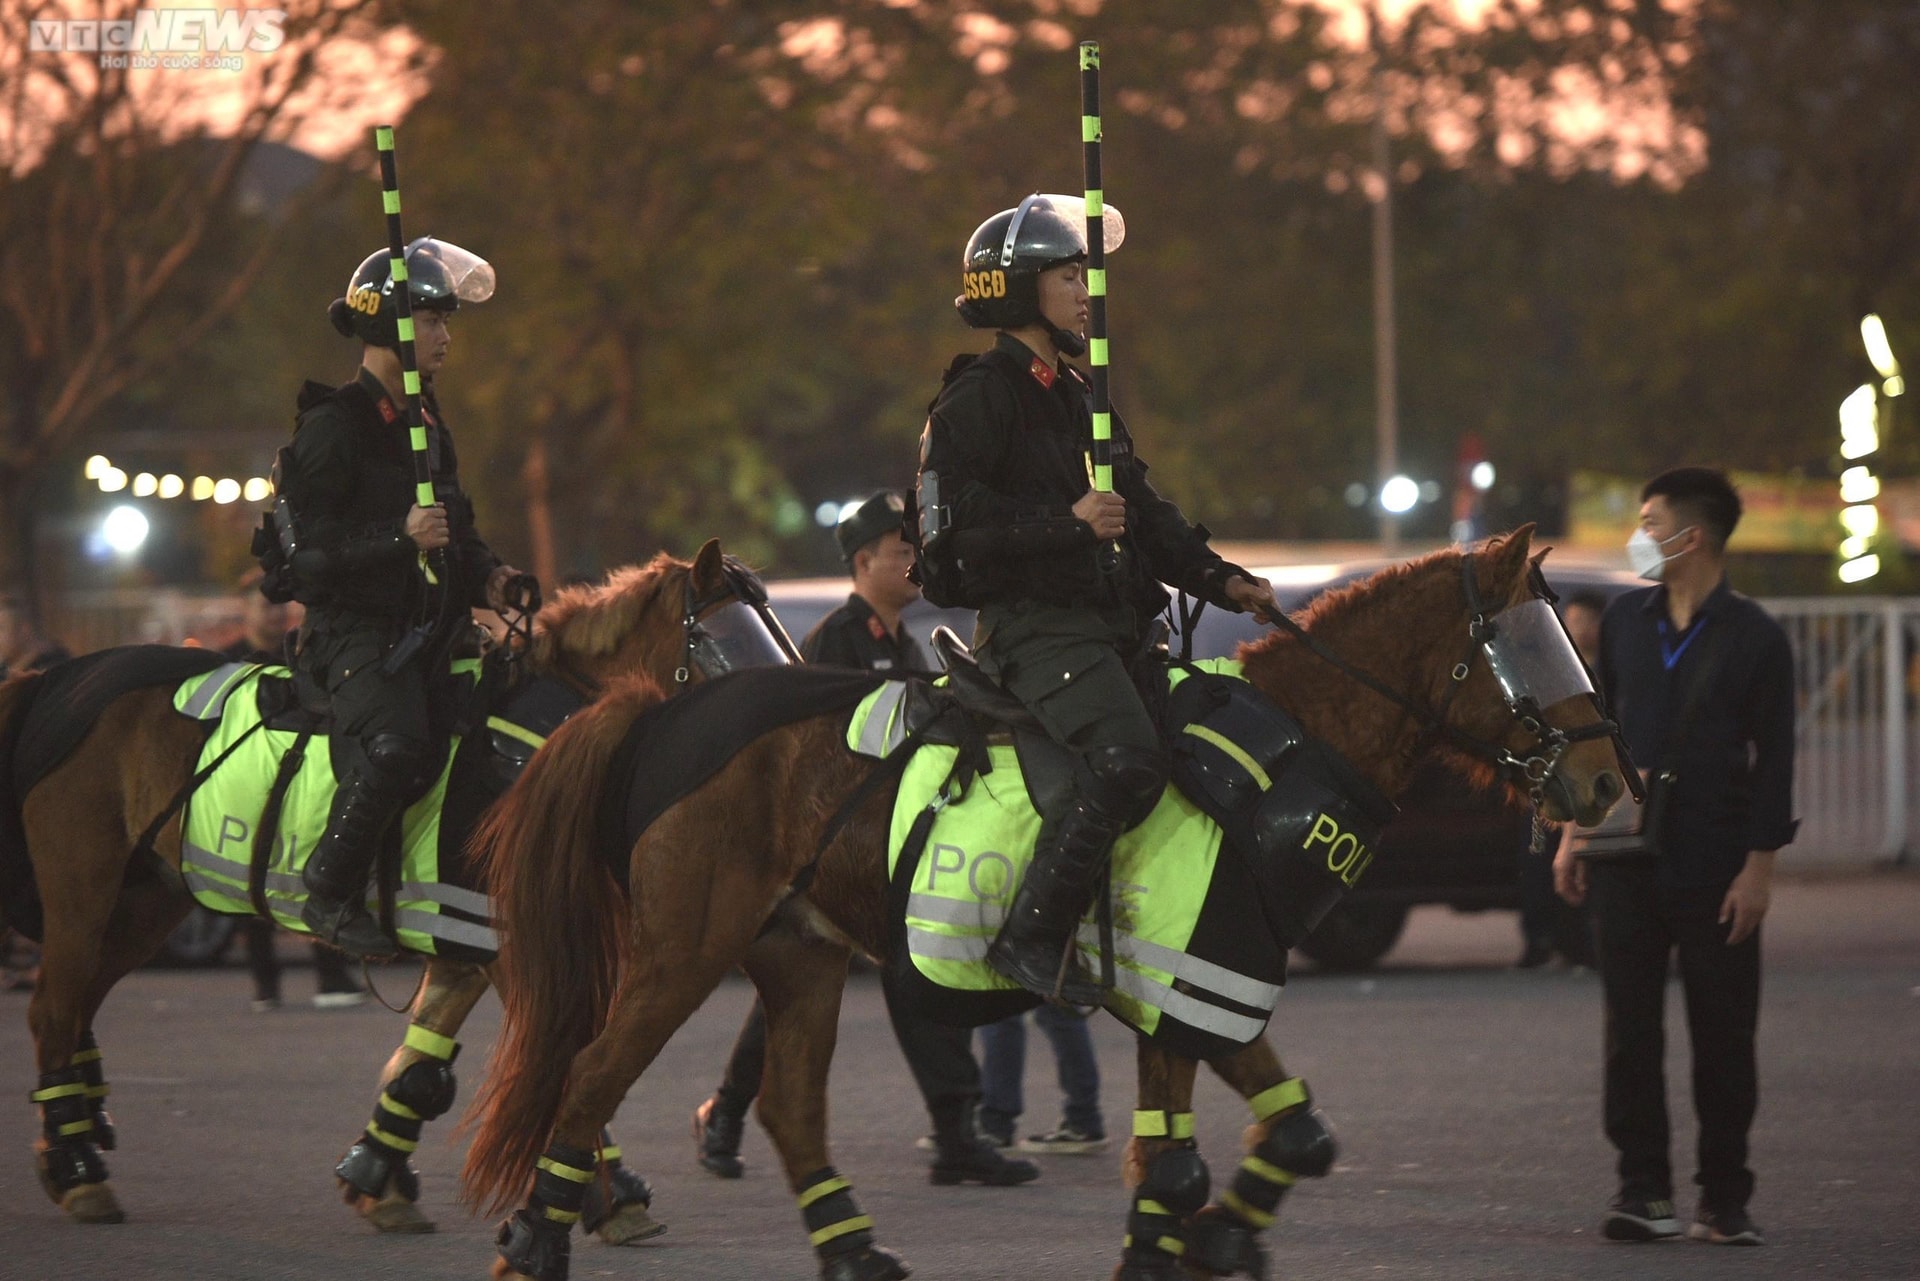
[180,663,255,720]
[1079,928,1281,1010]
[854,683,910,758]
[180,870,498,951]
[909,892,1277,1010]
[907,893,1001,926]
[907,927,990,962]
[1107,965,1268,1042]
[397,881,493,918]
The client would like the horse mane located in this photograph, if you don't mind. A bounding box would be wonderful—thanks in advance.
[1238,533,1535,799]
[530,552,686,666]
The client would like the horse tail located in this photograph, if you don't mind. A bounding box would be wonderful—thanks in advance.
[0,673,47,933]
[461,673,667,1215]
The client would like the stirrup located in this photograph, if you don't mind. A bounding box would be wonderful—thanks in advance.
[303,897,397,959]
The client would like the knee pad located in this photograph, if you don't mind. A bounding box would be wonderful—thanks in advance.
[1257,1105,1336,1180]
[1078,745,1170,828]
[336,1047,460,1201]
[362,732,432,789]
[387,1055,459,1120]
[1139,1147,1211,1216]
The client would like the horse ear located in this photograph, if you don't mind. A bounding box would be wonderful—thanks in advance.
[1481,523,1537,602]
[690,539,725,594]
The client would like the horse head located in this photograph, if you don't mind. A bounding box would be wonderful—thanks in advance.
[527,539,798,694]
[1242,524,1627,828]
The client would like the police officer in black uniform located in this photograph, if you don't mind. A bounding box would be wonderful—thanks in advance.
[913,196,1278,1004]
[270,238,527,957]
[693,493,1039,1187]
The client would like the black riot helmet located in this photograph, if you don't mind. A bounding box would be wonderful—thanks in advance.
[327,237,495,348]
[953,194,1125,356]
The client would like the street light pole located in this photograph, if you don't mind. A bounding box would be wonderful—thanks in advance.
[1369,14,1400,552]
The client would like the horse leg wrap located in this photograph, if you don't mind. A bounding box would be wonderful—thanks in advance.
[32,1066,109,1197]
[1121,1142,1209,1272]
[495,1141,595,1281]
[336,1027,459,1203]
[1186,1079,1335,1278]
[798,1167,908,1281]
[71,1033,115,1152]
[579,1129,653,1235]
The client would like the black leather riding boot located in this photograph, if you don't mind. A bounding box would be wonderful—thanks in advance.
[986,799,1121,1006]
[301,770,405,958]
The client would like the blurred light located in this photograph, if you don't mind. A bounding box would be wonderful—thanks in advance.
[131,472,158,497]
[1839,554,1881,584]
[1861,314,1901,379]
[1841,504,1880,538]
[158,474,184,499]
[1839,466,1881,504]
[836,499,863,523]
[814,501,840,527]
[1839,384,1878,458]
[98,467,127,493]
[1418,480,1442,503]
[1887,374,1906,398]
[83,454,110,480]
[1469,461,1495,491]
[1343,482,1369,508]
[212,478,241,504]
[1379,474,1419,515]
[1840,533,1873,560]
[101,505,149,555]
[1449,519,1476,544]
[242,477,272,503]
[191,475,215,501]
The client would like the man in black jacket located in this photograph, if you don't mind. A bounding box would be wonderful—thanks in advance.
[913,195,1277,1003]
[274,239,525,957]
[1555,467,1796,1248]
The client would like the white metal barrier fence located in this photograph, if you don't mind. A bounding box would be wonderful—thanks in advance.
[1763,598,1918,866]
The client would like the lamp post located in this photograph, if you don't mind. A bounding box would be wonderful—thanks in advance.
[1369,9,1400,551]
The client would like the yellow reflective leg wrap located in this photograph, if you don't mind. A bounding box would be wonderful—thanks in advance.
[796,1166,876,1260]
[528,1142,596,1227]
[70,1033,116,1148]
[1248,1076,1309,1122]
[1132,1110,1195,1139]
[1124,1144,1208,1265]
[403,1023,458,1062]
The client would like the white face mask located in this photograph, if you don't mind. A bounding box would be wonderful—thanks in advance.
[1626,526,1693,581]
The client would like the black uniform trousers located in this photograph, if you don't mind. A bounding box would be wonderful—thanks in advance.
[1587,858,1760,1212]
[715,982,982,1132]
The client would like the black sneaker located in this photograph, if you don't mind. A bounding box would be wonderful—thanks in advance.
[692,1097,745,1179]
[1689,1206,1764,1246]
[1602,1195,1681,1241]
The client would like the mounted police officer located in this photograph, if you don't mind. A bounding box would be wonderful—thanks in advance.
[912,195,1278,1004]
[265,238,526,957]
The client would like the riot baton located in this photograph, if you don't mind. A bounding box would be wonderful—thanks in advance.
[374,125,443,597]
[1080,41,1120,569]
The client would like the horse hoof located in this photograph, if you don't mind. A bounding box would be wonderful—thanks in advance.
[820,1244,910,1281]
[361,1192,436,1234]
[61,1182,125,1224]
[1110,1256,1185,1281]
[489,1263,537,1281]
[593,1201,667,1246]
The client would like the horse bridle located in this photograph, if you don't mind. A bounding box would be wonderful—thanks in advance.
[1260,550,1641,812]
[674,554,802,685]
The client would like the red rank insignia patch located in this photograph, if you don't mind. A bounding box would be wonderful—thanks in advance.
[1028,356,1057,388]
[867,616,889,641]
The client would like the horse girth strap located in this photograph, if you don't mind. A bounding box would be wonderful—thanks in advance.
[132,719,267,863]
[248,730,312,918]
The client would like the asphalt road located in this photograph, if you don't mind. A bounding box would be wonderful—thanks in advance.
[2,872,1915,1281]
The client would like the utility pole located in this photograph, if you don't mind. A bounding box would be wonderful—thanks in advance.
[1370,8,1400,552]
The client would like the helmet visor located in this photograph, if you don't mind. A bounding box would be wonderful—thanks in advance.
[1483,598,1596,710]
[407,238,495,304]
[1031,193,1126,254]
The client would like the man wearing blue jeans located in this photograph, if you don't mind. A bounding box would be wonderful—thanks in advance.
[978,1004,1107,1153]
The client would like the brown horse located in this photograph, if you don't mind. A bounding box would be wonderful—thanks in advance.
[0,540,783,1236]
[463,528,1628,1281]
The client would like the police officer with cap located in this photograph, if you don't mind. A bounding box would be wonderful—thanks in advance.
[264,237,529,957]
[807,491,929,672]
[912,195,1278,1004]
